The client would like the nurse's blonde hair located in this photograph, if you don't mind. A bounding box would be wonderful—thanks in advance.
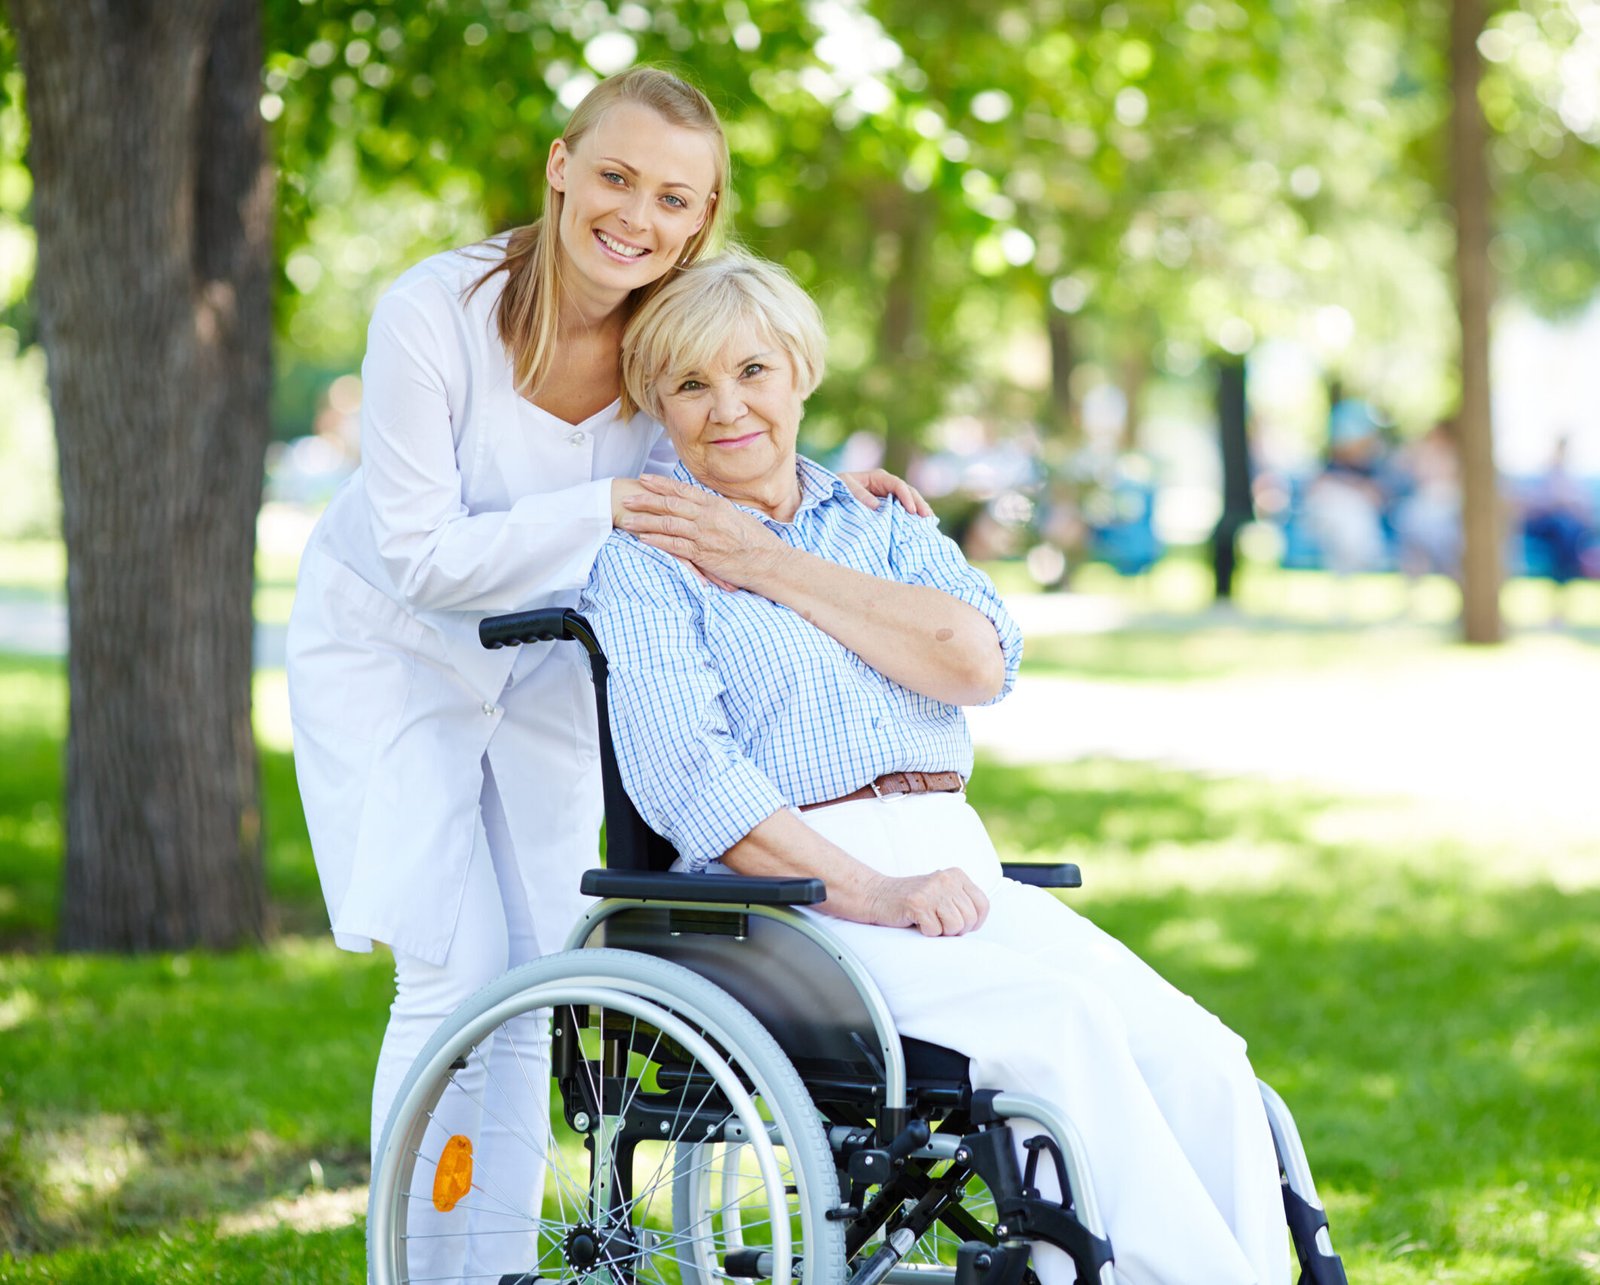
[621,253,827,421]
[468,67,730,407]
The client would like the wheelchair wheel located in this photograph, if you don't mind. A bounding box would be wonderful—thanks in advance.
[369,948,845,1285]
[672,1137,827,1285]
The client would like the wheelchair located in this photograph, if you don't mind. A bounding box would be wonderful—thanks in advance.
[367,609,1348,1285]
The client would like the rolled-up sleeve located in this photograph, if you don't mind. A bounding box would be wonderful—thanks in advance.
[580,539,789,871]
[360,284,614,613]
[884,501,1023,703]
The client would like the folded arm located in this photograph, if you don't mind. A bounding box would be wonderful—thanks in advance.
[621,477,1016,706]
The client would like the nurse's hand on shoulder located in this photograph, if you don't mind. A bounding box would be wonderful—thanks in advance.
[869,868,989,937]
[610,478,650,526]
[840,469,933,518]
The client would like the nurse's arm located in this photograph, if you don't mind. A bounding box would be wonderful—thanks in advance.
[722,810,988,937]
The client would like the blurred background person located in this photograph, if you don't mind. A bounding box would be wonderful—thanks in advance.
[1392,419,1463,592]
[1521,434,1596,589]
[1302,399,1393,577]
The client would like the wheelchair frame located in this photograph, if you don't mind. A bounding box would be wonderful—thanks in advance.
[366,608,1347,1285]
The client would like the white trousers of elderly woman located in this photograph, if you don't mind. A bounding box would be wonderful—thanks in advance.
[796,791,1292,1285]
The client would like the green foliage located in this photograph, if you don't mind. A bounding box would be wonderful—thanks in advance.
[0,44,54,538]
[1479,0,1600,317]
[6,1,1599,442]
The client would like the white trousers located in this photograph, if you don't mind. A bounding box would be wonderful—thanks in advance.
[370,760,582,1282]
[796,792,1292,1285]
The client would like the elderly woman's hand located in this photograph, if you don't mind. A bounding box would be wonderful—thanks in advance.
[866,868,989,937]
[619,474,787,588]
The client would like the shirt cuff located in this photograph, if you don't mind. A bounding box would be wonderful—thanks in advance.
[654,757,789,873]
[504,477,615,593]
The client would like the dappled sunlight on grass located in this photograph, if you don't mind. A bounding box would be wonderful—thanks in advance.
[3,648,1598,1278]
[214,1182,367,1239]
[0,936,385,1257]
[970,754,1600,1282]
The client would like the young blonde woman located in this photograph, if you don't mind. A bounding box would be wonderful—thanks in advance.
[285,67,922,1279]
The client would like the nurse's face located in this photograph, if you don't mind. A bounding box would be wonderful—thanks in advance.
[546,103,719,304]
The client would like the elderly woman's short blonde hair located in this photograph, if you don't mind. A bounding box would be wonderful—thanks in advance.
[622,253,826,421]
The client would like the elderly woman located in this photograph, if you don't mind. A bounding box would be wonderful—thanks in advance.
[578,255,1291,1285]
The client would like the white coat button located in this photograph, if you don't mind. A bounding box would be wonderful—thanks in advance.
[568,431,587,446]
[482,701,498,716]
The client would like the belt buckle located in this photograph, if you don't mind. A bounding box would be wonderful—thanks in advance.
[869,775,887,799]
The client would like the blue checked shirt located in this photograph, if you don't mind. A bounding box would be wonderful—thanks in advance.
[578,458,1023,872]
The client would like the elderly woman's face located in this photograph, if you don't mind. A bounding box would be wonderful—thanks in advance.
[655,322,805,506]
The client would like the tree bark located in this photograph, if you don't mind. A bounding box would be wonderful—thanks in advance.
[1046,309,1078,445]
[10,0,273,950]
[1450,0,1503,644]
[1211,355,1253,601]
[1117,348,1146,453]
[872,186,929,479]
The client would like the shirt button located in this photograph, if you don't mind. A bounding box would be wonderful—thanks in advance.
[482,702,498,716]
[568,431,587,446]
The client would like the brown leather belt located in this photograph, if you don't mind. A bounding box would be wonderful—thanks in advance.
[799,770,965,812]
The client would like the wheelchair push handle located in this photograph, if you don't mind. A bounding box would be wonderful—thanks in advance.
[479,607,602,656]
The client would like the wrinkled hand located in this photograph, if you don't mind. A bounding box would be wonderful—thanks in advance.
[619,474,785,589]
[840,468,933,518]
[866,867,989,937]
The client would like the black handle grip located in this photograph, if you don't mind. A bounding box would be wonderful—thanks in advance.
[480,607,607,656]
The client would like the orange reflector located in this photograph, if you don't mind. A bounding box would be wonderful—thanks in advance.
[432,1134,474,1212]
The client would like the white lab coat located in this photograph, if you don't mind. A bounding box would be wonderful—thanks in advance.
[286,241,673,965]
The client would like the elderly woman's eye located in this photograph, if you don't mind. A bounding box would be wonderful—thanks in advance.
[676,378,706,393]
[741,363,766,378]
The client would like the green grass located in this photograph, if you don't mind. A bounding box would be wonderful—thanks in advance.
[3,652,1599,1281]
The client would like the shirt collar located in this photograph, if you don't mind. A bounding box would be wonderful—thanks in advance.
[670,456,852,524]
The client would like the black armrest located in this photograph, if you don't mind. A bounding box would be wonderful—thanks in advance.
[1001,862,1082,889]
[580,868,827,906]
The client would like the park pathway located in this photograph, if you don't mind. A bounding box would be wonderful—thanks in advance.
[3,586,1595,840]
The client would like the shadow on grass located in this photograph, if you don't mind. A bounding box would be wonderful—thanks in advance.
[971,757,1600,1278]
[4,651,1597,1278]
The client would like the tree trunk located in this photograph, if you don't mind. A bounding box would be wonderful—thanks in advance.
[10,0,273,950]
[1117,348,1147,453]
[1212,356,1253,601]
[872,187,929,479]
[1450,0,1503,644]
[1046,309,1077,444]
